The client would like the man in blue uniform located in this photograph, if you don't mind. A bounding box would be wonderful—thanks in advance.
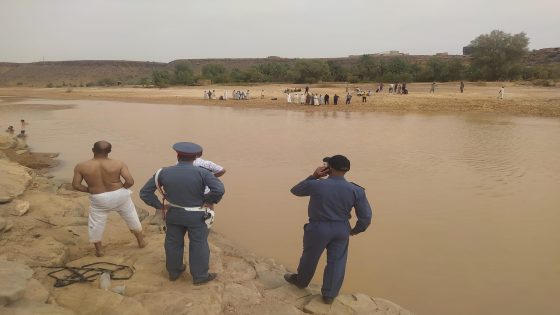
[284,155,372,304]
[140,142,225,284]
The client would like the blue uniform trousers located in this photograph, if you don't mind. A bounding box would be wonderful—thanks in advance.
[296,221,350,298]
[165,208,210,282]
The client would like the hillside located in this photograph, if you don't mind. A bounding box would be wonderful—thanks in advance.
[0,60,164,87]
[0,48,558,87]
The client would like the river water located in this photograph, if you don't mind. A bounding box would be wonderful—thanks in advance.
[2,98,560,315]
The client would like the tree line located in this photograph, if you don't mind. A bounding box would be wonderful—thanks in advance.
[148,30,558,87]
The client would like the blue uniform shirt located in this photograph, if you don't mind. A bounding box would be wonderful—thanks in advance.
[291,175,372,234]
[140,161,225,209]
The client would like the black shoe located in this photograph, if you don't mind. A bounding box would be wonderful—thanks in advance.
[193,272,217,285]
[283,273,307,289]
[169,264,186,281]
[322,296,334,305]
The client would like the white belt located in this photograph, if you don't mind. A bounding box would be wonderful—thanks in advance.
[167,202,215,229]
[167,202,207,212]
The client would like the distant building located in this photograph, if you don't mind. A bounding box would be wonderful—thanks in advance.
[435,52,449,56]
[463,46,474,55]
[380,50,405,56]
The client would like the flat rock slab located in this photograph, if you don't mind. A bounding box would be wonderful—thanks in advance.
[53,286,149,315]
[134,291,195,315]
[223,282,262,308]
[0,135,16,150]
[254,262,287,290]
[0,159,32,204]
[10,200,29,216]
[0,261,33,306]
[221,256,257,282]
[7,236,68,267]
[0,302,76,315]
[337,293,379,313]
[303,295,354,315]
[226,302,305,315]
[20,278,49,304]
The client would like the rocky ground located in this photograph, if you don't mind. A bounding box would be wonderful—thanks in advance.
[0,133,412,315]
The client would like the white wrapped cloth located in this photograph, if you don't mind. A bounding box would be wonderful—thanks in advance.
[88,188,142,243]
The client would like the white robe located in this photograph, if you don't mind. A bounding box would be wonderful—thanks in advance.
[287,93,292,103]
[88,188,142,242]
[498,88,505,99]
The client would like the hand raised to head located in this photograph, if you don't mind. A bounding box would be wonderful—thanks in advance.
[312,166,330,179]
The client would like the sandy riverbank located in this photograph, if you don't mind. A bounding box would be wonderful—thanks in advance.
[0,133,412,314]
[1,82,560,117]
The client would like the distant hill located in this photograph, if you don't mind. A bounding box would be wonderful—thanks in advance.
[0,60,164,87]
[0,48,558,87]
[525,48,560,65]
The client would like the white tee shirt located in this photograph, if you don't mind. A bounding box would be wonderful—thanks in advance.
[193,158,224,174]
[193,158,224,195]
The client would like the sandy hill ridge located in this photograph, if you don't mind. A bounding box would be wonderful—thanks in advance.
[0,60,164,87]
[0,48,558,87]
[0,134,412,315]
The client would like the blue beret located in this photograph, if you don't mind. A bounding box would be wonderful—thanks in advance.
[172,142,203,155]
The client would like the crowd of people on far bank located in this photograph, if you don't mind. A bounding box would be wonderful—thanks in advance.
[204,89,252,100]
[202,82,507,105]
[286,84,411,106]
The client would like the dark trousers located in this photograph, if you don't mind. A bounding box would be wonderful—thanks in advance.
[296,221,350,298]
[165,208,210,281]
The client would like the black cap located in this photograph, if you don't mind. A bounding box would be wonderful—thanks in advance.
[323,155,350,171]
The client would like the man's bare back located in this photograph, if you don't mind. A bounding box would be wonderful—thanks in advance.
[73,158,134,194]
[72,140,134,194]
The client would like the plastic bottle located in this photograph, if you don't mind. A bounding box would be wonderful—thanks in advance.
[99,272,111,290]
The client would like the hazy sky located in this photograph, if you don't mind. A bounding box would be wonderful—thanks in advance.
[0,0,558,63]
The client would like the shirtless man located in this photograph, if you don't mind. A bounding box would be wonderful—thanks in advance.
[72,140,146,257]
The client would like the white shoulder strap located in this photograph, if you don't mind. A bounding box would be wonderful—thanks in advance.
[154,168,164,196]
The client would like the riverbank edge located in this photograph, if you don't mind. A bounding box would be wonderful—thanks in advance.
[1,84,560,118]
[0,135,413,314]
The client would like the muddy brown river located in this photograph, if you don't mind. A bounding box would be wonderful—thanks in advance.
[3,98,560,315]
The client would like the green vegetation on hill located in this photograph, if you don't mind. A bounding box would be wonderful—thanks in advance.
[147,31,556,87]
[0,31,558,88]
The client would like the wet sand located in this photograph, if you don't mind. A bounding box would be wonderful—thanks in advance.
[1,82,560,117]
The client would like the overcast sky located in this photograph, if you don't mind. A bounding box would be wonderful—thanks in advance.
[0,0,558,63]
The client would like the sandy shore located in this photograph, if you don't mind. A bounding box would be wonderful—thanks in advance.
[1,82,559,117]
